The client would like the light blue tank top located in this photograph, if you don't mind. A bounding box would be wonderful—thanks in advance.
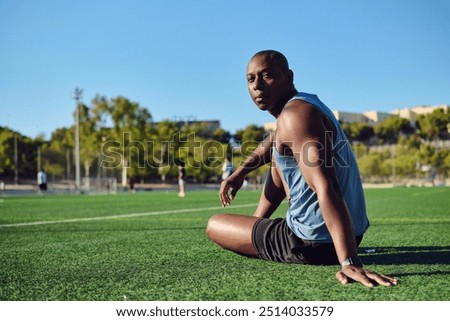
[273,92,369,242]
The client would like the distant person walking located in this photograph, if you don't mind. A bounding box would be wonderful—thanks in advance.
[128,177,136,193]
[221,157,234,181]
[178,162,186,197]
[37,169,47,194]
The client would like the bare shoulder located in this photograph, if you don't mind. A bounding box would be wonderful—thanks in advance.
[277,99,324,136]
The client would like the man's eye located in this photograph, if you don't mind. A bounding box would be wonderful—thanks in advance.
[262,73,271,78]
[247,77,255,83]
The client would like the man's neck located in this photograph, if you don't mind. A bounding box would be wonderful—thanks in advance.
[269,89,299,118]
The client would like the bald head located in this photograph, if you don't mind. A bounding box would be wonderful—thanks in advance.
[249,50,290,72]
[246,50,297,116]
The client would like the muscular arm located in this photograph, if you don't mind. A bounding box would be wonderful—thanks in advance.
[278,102,357,262]
[235,130,274,176]
[277,100,397,287]
[219,131,274,207]
[253,162,286,218]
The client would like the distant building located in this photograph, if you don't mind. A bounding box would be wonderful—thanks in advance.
[391,105,449,126]
[332,105,449,126]
[152,120,221,132]
[178,120,221,132]
[174,105,448,136]
[332,111,370,124]
[332,110,391,125]
[362,111,392,125]
[265,105,448,132]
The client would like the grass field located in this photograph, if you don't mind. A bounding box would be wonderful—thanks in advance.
[0,187,449,301]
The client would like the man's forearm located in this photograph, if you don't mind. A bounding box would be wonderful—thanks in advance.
[253,165,286,218]
[317,185,359,264]
[234,131,273,177]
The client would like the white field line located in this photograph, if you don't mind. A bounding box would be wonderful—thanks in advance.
[0,203,258,228]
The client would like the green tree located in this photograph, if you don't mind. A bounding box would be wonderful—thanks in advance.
[174,122,229,183]
[431,148,450,178]
[40,143,65,178]
[0,128,38,180]
[107,96,153,185]
[357,153,383,179]
[374,115,414,144]
[234,124,269,184]
[343,122,375,143]
[0,128,17,177]
[443,152,450,178]
[394,141,420,178]
[234,124,267,158]
[153,120,181,181]
[46,127,74,179]
[211,128,231,144]
[416,108,450,140]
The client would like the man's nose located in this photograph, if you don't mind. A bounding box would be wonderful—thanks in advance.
[253,76,264,91]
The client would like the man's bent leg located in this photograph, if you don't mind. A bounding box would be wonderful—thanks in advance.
[206,213,260,258]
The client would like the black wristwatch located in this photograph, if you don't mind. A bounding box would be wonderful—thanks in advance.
[340,256,364,269]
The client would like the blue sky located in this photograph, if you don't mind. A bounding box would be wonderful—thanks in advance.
[1,0,449,139]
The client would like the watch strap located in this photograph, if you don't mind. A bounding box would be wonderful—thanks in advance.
[340,256,364,269]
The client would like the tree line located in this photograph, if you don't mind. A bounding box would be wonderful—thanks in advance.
[0,95,267,185]
[1,95,449,185]
[342,108,450,183]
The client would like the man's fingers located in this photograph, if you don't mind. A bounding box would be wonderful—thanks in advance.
[335,271,349,285]
[218,181,228,196]
[219,193,231,207]
[338,266,398,287]
[219,182,231,207]
[342,267,374,287]
[219,179,241,207]
[365,270,398,286]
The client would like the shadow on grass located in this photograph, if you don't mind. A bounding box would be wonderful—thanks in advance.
[359,246,450,265]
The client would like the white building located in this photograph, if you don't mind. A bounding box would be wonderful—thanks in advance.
[263,105,448,131]
[332,105,448,126]
[391,105,449,126]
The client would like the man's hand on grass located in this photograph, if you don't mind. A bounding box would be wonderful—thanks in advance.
[336,266,398,287]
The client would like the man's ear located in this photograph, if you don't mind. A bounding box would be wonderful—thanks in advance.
[288,70,294,87]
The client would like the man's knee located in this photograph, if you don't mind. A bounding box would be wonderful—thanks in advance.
[206,213,226,242]
[206,213,259,257]
[205,214,216,240]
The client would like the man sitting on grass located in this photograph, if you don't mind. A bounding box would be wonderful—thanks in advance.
[206,50,397,288]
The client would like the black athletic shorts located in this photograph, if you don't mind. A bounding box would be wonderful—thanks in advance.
[252,217,363,265]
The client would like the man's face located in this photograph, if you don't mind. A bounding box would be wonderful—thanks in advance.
[246,54,292,114]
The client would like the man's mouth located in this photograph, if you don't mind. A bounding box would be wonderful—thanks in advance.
[255,95,266,103]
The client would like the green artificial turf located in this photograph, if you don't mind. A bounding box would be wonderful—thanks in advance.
[0,187,449,301]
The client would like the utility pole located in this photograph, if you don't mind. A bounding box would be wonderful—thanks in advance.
[37,144,41,172]
[73,88,83,191]
[14,134,18,185]
[391,144,396,186]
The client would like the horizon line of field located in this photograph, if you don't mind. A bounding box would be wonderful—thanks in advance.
[0,203,259,228]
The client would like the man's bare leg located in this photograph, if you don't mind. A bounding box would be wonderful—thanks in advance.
[206,213,260,257]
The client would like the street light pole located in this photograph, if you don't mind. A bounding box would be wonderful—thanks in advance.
[14,134,18,185]
[73,88,83,191]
